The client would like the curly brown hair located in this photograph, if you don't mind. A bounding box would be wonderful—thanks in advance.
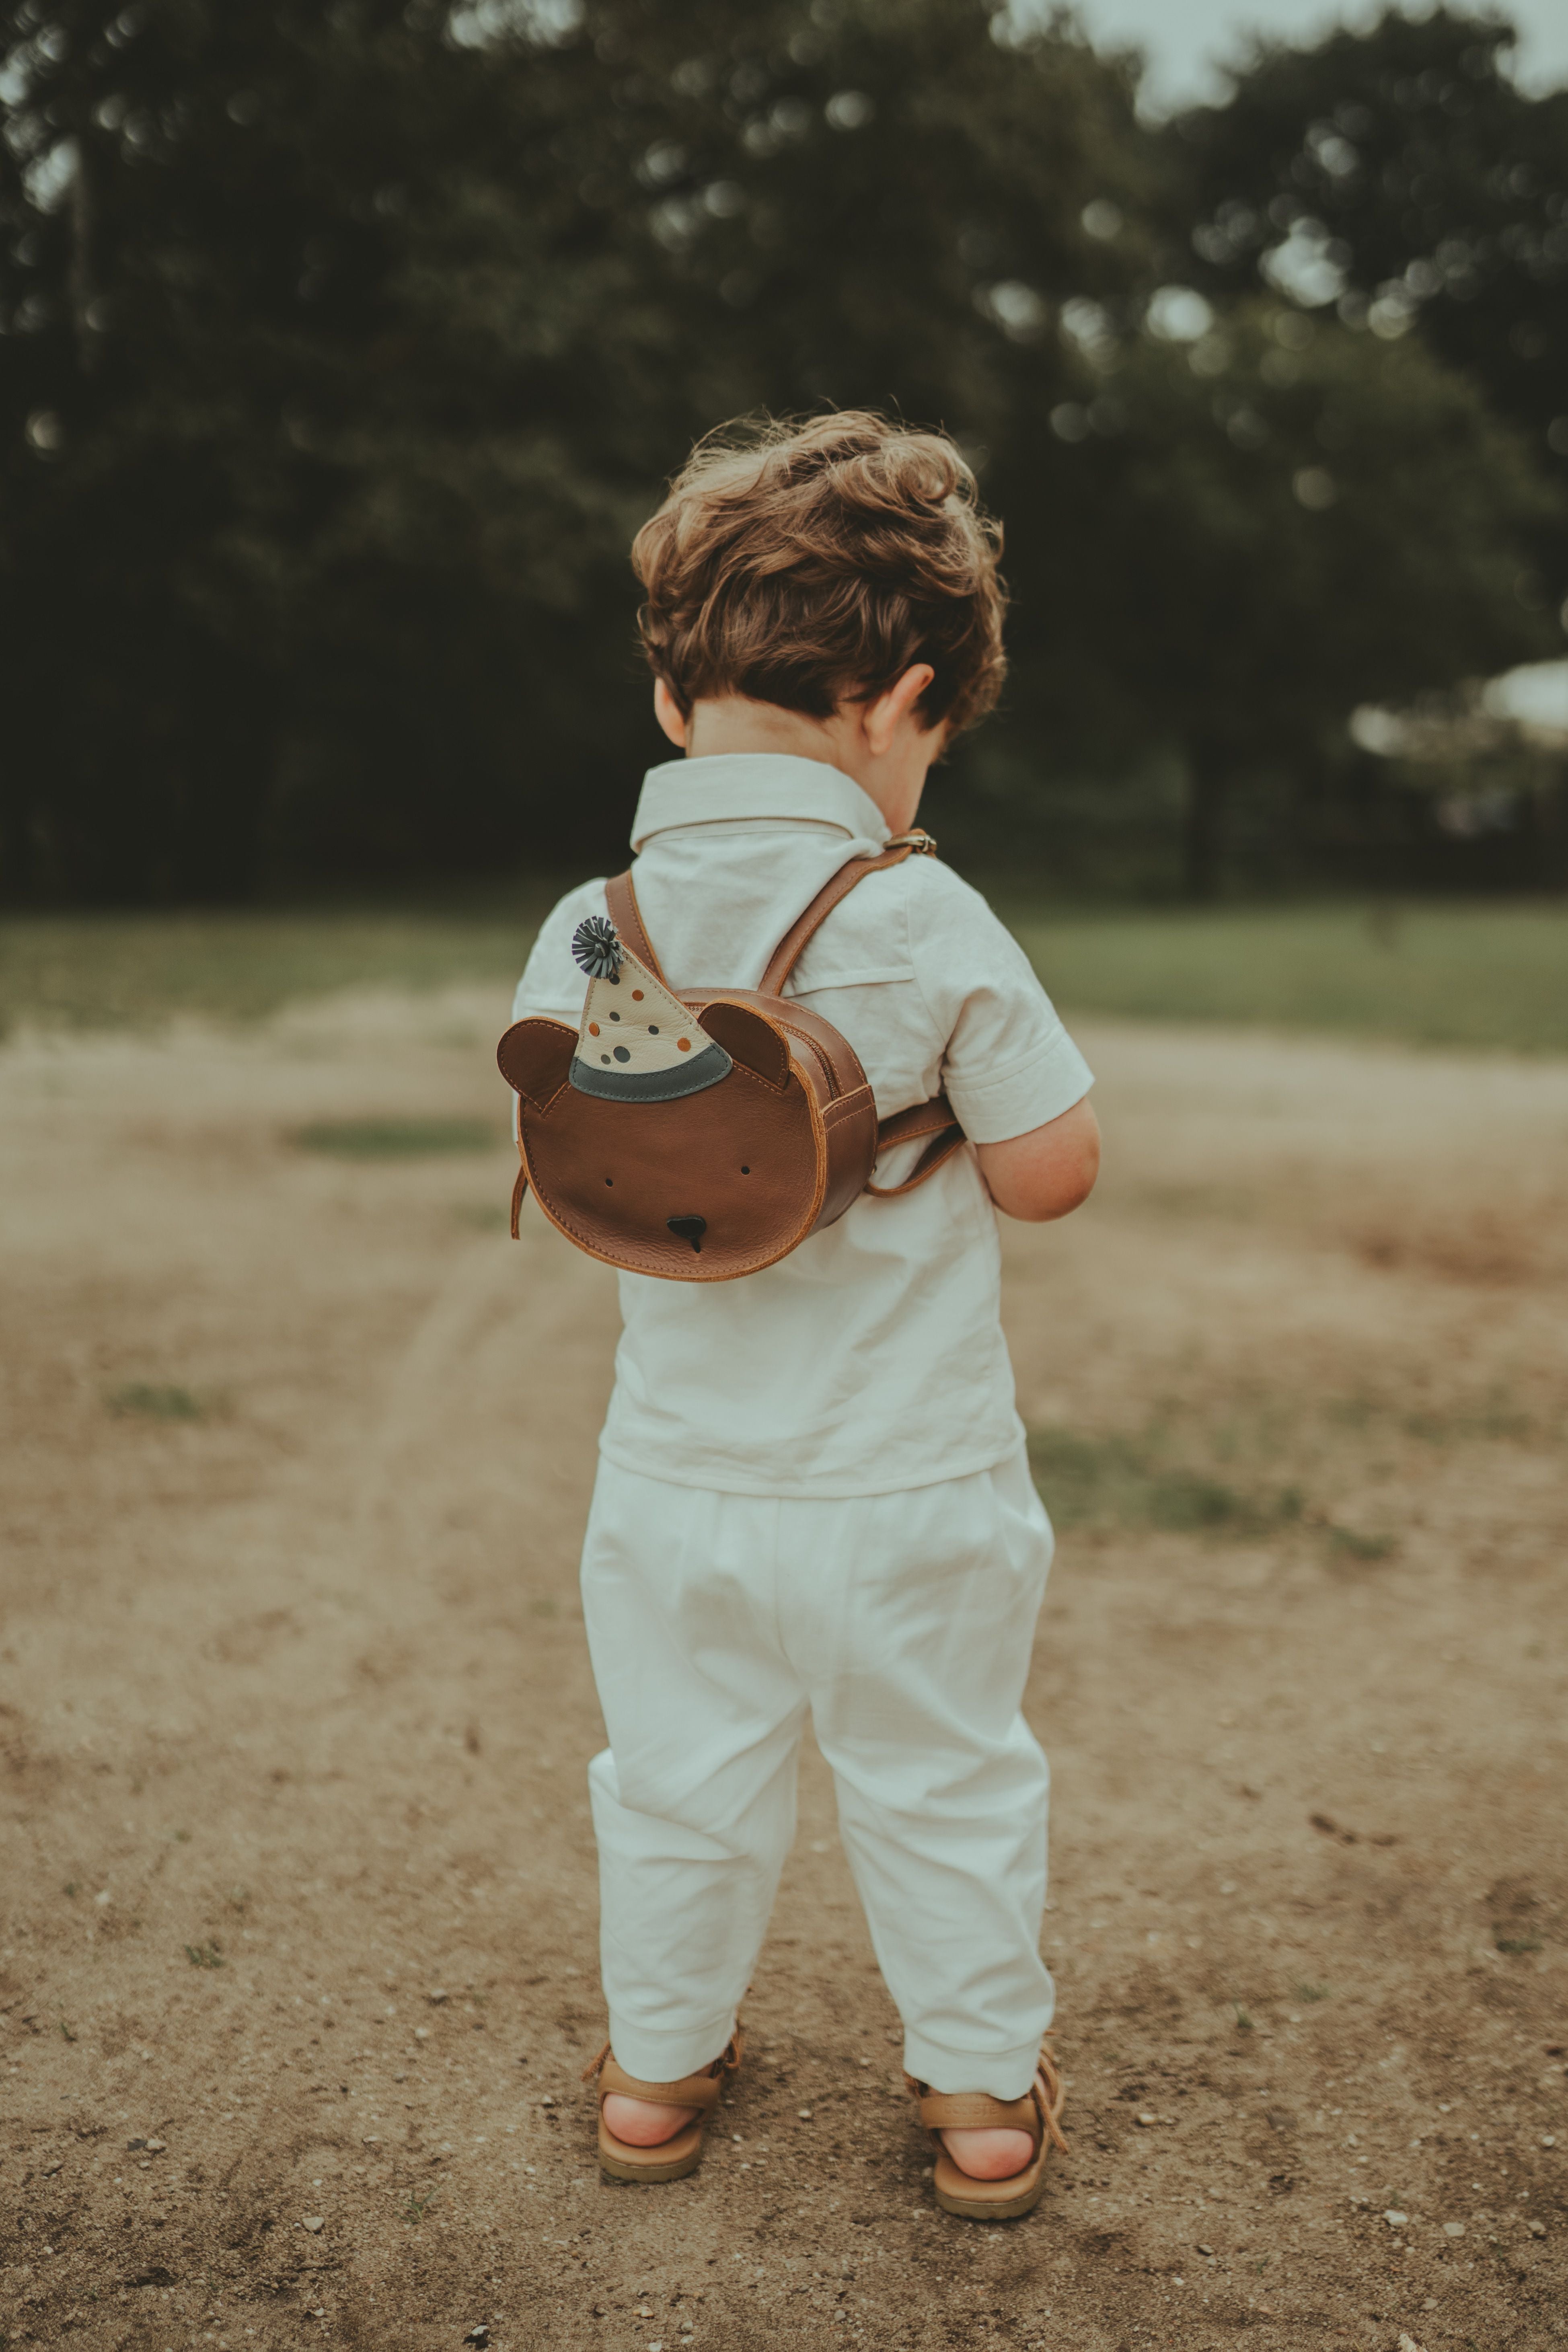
[631,410,1007,735]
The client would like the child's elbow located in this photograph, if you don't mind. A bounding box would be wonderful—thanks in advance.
[1039,1133,1100,1221]
[1009,1131,1100,1223]
[976,1100,1100,1223]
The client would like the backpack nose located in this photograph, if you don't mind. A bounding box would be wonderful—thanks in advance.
[666,1215,706,1254]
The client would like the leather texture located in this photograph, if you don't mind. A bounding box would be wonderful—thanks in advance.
[865,1095,968,1197]
[908,2042,1069,2222]
[497,836,964,1282]
[589,2051,730,2112]
[582,2032,744,2186]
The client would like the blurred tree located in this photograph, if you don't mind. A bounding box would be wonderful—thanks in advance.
[0,0,688,897]
[1004,300,1560,894]
[0,0,1559,901]
[0,0,1166,899]
[1174,4,1568,600]
[563,0,1162,424]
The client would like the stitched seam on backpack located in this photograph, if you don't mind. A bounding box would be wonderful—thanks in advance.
[822,1089,874,1129]
[767,1020,838,1097]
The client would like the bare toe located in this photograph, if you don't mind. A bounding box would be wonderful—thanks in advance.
[602,2093,699,2148]
[941,2125,1036,2181]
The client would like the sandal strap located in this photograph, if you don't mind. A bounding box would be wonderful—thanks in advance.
[911,2086,1040,2138]
[1034,2041,1071,2155]
[906,2039,1070,2158]
[582,2030,744,2112]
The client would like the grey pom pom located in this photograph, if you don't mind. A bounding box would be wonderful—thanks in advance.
[571,915,622,981]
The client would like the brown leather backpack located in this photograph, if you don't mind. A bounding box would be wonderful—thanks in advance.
[497,831,965,1282]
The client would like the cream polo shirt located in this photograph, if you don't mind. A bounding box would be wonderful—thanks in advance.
[511,753,1093,1497]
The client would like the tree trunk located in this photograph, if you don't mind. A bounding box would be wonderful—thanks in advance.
[69,136,99,374]
[1182,751,1229,901]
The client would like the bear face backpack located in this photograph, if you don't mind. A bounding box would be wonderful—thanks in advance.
[496,832,967,1284]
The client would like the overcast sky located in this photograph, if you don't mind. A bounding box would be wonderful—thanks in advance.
[1063,0,1568,113]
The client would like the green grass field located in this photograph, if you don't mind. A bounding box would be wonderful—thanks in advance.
[2,893,1564,1054]
[0,905,549,1034]
[1005,898,1568,1056]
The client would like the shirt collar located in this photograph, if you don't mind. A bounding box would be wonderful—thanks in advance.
[629,753,891,855]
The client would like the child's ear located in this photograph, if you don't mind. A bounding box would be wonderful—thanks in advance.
[698,1001,790,1091]
[497,1019,576,1109]
[653,677,689,748]
[863,661,936,755]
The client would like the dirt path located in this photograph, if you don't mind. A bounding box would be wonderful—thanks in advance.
[2,986,1566,2352]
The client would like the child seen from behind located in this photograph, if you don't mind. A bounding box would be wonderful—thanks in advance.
[509,410,1099,2219]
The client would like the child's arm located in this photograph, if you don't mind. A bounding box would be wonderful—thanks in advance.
[974,1097,1100,1224]
[902,863,1097,1220]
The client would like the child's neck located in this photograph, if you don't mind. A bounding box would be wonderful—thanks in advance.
[680,695,930,837]
[684,696,843,766]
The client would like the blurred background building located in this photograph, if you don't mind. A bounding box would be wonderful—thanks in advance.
[1,0,1565,903]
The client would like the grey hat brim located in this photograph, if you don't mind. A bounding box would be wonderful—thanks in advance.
[569,1039,733,1103]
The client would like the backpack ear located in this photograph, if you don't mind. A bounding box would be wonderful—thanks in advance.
[497,1018,576,1108]
[698,1000,791,1091]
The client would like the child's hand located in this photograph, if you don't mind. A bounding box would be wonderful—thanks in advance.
[975,1097,1100,1222]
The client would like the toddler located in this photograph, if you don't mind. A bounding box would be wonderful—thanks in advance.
[510,410,1098,2220]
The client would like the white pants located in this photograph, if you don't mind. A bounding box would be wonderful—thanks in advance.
[579,1447,1055,2101]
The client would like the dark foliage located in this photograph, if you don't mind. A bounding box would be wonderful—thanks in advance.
[1175,5,1568,553]
[0,0,1561,902]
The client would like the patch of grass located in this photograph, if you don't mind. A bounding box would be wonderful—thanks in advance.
[108,1382,203,1422]
[1293,1982,1332,2003]
[450,1202,510,1232]
[1233,2004,1255,2032]
[1495,1935,1543,1956]
[1326,1525,1397,1563]
[291,1116,500,1159]
[5,894,1568,1056]
[1031,1419,1410,1569]
[1404,1400,1533,1444]
[1327,1387,1542,1449]
[183,1941,225,1969]
[405,2192,436,2222]
[1003,898,1568,1056]
[0,896,554,1035]
[1028,1426,1303,1542]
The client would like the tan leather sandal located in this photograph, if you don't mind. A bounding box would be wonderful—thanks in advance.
[906,2039,1069,2221]
[581,2030,744,2185]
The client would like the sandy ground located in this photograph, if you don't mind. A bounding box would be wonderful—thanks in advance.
[2,983,1566,2352]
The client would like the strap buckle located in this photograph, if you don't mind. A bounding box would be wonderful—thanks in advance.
[884,828,938,855]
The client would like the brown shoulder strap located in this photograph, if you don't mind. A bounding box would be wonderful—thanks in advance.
[865,1094,966,1197]
[604,869,669,984]
[758,828,938,997]
[604,828,937,998]
[605,832,962,1202]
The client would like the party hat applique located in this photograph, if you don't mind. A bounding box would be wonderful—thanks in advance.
[568,915,732,1103]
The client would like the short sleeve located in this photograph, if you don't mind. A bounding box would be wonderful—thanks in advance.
[908,865,1093,1145]
[511,878,608,1022]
